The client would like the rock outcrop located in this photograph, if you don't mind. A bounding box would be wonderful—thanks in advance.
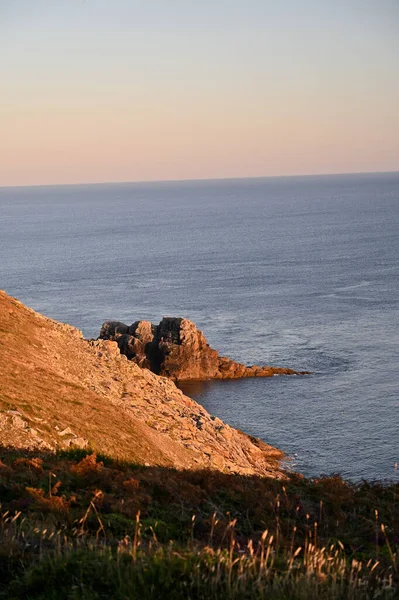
[99,317,310,381]
[0,290,285,477]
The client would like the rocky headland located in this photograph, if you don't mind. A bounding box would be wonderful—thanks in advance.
[99,317,310,381]
[0,290,285,477]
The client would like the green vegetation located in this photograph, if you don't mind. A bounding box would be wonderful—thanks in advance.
[0,447,397,599]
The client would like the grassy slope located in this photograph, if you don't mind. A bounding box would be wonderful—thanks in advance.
[0,447,398,599]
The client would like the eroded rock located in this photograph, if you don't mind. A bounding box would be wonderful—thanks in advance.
[99,317,310,381]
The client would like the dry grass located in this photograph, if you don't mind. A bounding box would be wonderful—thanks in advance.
[0,509,396,599]
[0,448,398,598]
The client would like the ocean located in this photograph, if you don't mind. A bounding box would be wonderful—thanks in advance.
[1,172,398,481]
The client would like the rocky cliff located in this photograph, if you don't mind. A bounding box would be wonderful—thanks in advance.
[0,291,284,477]
[100,317,310,381]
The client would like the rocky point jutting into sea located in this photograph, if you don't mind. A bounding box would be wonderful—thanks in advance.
[99,317,310,381]
[0,290,309,478]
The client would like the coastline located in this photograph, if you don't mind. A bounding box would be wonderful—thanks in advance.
[0,290,286,478]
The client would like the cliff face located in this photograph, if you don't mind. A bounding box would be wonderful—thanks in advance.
[100,317,309,381]
[0,291,284,477]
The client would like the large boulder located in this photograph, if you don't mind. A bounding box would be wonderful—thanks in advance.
[99,317,310,381]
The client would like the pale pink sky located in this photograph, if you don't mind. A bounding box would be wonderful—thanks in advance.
[1,0,398,186]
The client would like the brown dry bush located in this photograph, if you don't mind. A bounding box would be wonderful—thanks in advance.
[25,486,74,514]
[116,491,152,519]
[70,453,104,477]
[13,457,43,473]
[0,458,11,474]
[122,477,140,494]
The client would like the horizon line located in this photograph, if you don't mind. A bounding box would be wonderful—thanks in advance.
[1,168,398,190]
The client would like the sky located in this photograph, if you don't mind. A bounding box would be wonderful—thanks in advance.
[1,0,399,186]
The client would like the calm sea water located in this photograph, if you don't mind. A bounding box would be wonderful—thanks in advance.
[1,173,398,481]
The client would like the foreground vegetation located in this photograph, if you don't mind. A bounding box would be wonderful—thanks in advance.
[0,447,397,599]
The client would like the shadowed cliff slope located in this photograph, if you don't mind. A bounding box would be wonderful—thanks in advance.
[0,291,284,476]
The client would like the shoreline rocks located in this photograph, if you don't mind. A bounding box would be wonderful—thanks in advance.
[99,317,310,381]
